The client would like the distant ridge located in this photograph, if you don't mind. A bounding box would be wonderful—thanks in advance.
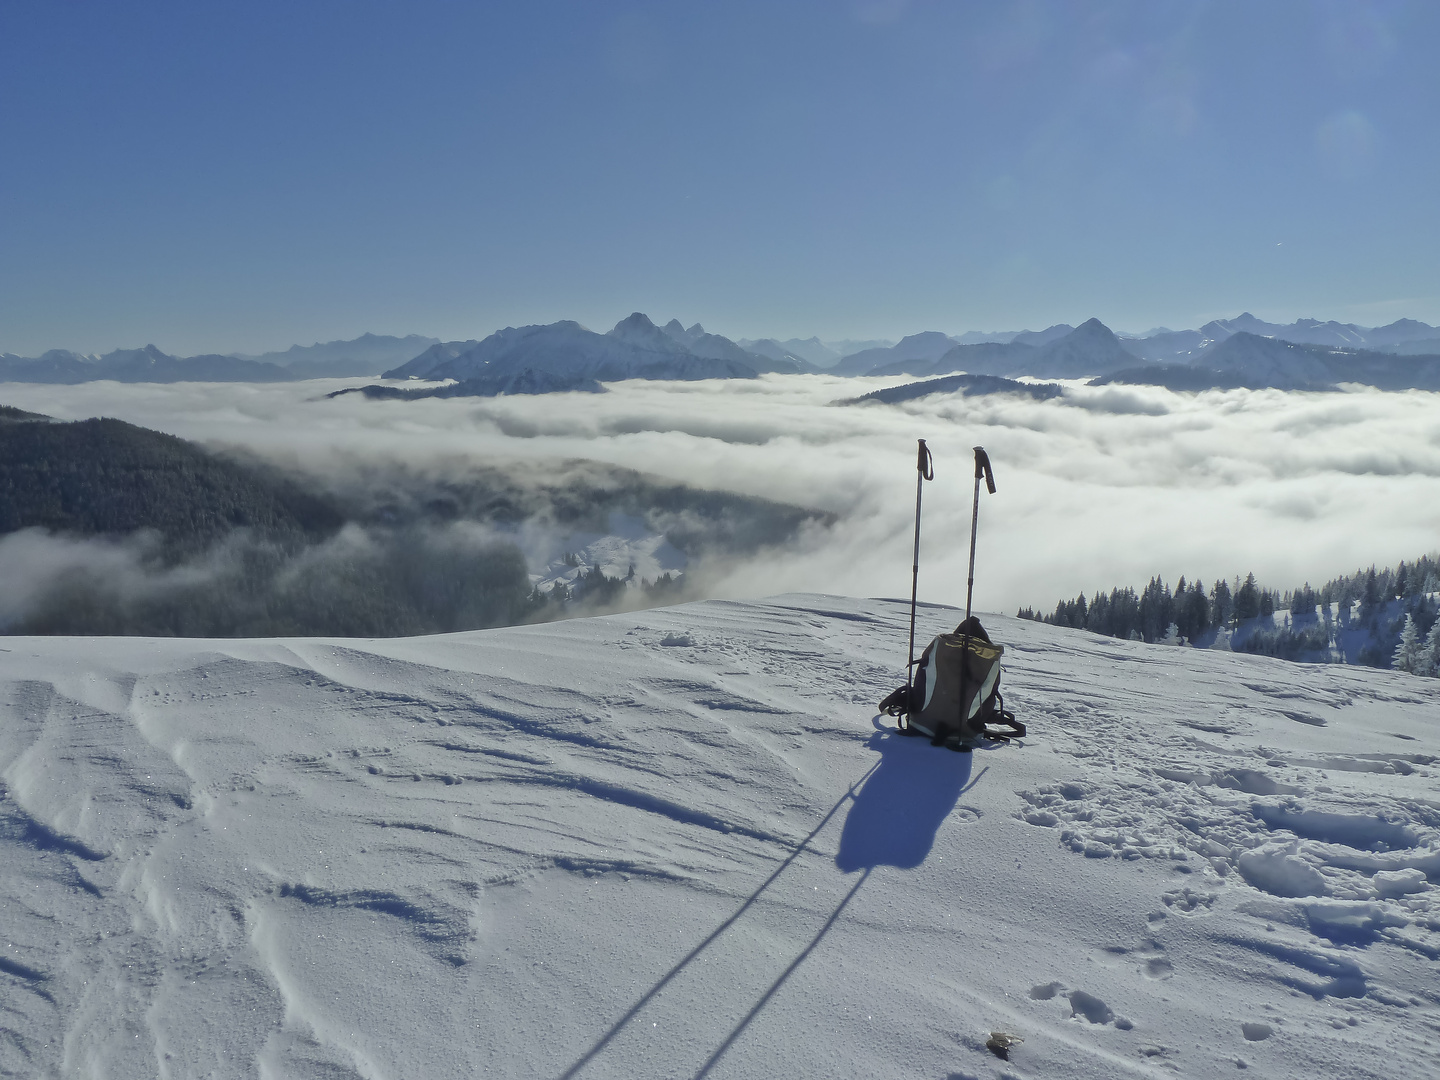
[238,333,440,376]
[0,333,439,384]
[1096,332,1440,391]
[7,313,1440,388]
[862,320,1136,381]
[330,370,606,400]
[839,372,1063,405]
[829,332,959,376]
[833,316,1440,391]
[383,314,769,384]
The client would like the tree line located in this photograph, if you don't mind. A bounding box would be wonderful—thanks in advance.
[1018,555,1440,673]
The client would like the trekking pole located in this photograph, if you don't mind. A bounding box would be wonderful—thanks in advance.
[905,440,935,715]
[965,446,996,622]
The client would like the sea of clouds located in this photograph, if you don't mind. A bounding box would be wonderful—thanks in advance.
[3,374,1438,619]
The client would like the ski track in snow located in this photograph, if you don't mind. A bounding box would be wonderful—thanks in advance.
[1,594,1438,1078]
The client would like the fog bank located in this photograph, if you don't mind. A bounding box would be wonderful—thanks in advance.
[5,375,1438,615]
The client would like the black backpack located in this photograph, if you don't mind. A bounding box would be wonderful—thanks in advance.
[879,616,1025,749]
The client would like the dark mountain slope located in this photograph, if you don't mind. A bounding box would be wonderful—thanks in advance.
[839,372,1062,405]
[0,415,343,556]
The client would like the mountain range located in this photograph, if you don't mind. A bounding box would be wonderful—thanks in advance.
[234,332,440,375]
[7,314,1440,392]
[860,319,1154,381]
[830,317,1440,391]
[1097,332,1440,391]
[0,334,437,384]
[383,313,805,384]
[968,313,1440,362]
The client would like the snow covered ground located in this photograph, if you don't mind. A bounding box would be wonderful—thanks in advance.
[2,595,1438,1079]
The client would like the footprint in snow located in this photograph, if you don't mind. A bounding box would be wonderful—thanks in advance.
[1118,934,1174,979]
[1162,885,1218,913]
[1143,955,1174,979]
[1029,981,1064,1000]
[1029,983,1133,1030]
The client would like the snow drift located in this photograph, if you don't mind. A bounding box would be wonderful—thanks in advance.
[2,595,1438,1078]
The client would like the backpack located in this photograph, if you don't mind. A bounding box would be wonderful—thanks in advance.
[878,616,1025,748]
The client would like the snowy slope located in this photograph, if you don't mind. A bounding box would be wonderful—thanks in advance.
[2,595,1438,1079]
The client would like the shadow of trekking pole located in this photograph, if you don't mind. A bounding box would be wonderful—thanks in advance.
[691,867,870,1080]
[556,760,880,1080]
[688,724,990,1077]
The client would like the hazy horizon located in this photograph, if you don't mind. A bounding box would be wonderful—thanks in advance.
[7,306,1440,363]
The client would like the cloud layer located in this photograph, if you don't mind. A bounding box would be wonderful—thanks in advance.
[5,375,1438,617]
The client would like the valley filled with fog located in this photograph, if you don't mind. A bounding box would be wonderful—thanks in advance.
[3,372,1435,624]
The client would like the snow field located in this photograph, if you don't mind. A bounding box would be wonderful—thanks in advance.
[1,595,1438,1078]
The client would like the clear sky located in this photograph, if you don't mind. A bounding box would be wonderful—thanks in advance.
[2,0,1437,356]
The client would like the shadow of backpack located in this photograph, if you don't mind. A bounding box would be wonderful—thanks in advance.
[878,616,1025,750]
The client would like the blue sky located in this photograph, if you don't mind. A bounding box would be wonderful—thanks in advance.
[2,0,1437,355]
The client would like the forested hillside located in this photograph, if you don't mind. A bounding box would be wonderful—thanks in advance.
[0,410,538,636]
[0,412,343,555]
[0,408,826,638]
[1018,556,1440,672]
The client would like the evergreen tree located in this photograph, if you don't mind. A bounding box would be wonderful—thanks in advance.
[1393,613,1423,673]
[1234,573,1261,622]
[1138,576,1171,642]
[1019,552,1439,664]
[1108,587,1140,639]
[1183,580,1210,641]
[1361,566,1381,619]
[1085,592,1110,635]
[1419,619,1440,678]
[1336,578,1355,625]
[1211,579,1233,630]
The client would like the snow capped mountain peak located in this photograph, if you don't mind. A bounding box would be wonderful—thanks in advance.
[384,315,757,383]
[611,311,659,333]
[607,312,680,351]
[1017,318,1137,378]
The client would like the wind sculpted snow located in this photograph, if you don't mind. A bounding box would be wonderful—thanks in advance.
[2,595,1438,1078]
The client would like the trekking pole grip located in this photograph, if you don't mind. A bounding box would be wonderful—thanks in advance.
[973,446,995,494]
[918,439,934,480]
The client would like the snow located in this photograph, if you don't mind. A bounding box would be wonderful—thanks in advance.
[2,594,1439,1078]
[522,513,687,593]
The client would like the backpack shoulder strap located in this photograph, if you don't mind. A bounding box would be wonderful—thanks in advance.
[977,692,1026,741]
